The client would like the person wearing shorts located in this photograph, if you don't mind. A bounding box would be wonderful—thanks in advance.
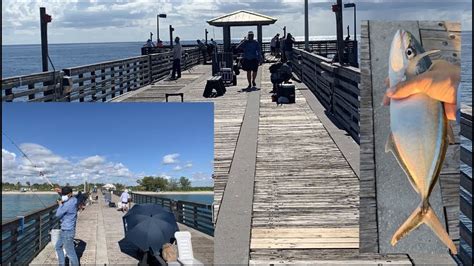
[237,31,262,89]
[120,189,130,212]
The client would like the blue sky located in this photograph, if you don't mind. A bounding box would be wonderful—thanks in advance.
[2,103,214,186]
[2,0,471,45]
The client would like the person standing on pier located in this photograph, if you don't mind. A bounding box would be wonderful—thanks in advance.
[170,36,182,80]
[283,33,295,63]
[271,33,280,56]
[120,189,131,212]
[237,31,262,89]
[55,186,79,266]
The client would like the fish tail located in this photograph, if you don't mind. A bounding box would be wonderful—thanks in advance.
[391,203,457,254]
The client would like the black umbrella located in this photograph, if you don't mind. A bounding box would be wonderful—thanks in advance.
[118,238,144,260]
[122,204,177,233]
[122,217,179,255]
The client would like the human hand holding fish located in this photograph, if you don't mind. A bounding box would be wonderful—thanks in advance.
[382,60,460,121]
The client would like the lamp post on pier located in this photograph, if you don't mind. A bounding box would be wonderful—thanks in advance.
[157,13,167,43]
[169,25,175,48]
[332,0,344,64]
[205,29,209,44]
[343,3,356,41]
[304,0,309,51]
[40,7,52,72]
[344,2,358,67]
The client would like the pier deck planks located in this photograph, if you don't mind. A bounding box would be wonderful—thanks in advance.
[249,66,359,259]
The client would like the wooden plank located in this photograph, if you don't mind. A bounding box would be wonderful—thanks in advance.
[359,19,379,253]
[419,21,461,32]
[250,65,359,258]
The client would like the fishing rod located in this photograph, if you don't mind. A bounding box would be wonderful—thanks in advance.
[2,131,55,187]
[2,131,60,209]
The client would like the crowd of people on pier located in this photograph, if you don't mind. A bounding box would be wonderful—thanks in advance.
[269,33,296,62]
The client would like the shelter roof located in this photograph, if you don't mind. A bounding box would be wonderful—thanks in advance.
[207,10,277,27]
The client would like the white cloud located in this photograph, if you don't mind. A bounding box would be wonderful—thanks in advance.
[80,155,106,167]
[1,143,139,186]
[2,0,470,45]
[173,162,192,171]
[159,173,172,180]
[162,153,180,164]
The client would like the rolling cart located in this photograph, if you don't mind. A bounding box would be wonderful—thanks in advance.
[212,51,238,86]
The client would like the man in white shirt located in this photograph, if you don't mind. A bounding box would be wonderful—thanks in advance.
[120,189,130,212]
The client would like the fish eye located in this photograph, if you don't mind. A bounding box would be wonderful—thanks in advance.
[406,48,416,59]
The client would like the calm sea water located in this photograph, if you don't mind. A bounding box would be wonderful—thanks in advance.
[1,193,213,223]
[2,193,59,222]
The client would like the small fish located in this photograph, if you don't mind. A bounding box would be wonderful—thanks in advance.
[386,29,457,254]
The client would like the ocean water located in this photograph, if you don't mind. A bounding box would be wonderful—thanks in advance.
[2,33,471,106]
[2,193,59,222]
[1,193,212,223]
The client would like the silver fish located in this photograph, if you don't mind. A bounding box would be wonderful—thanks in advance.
[386,29,457,254]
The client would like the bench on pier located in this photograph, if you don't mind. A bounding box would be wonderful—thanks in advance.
[203,76,226,98]
[165,93,184,102]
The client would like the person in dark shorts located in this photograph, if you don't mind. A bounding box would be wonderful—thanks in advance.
[237,31,262,89]
[283,33,295,63]
[170,36,182,80]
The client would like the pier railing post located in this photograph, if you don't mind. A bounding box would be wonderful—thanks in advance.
[148,55,153,84]
[91,70,97,101]
[61,75,73,102]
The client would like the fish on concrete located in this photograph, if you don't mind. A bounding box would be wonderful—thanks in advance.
[386,29,457,254]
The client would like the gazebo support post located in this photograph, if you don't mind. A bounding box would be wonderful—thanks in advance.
[223,25,231,53]
[257,24,263,55]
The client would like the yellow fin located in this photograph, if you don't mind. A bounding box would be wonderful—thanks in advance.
[385,133,395,153]
[447,123,455,144]
[391,204,457,254]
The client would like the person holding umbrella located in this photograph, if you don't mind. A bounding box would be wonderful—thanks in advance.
[55,186,79,266]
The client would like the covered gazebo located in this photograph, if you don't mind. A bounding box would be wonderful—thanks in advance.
[207,10,277,53]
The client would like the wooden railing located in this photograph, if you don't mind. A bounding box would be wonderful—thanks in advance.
[291,48,360,143]
[2,71,64,102]
[261,39,357,59]
[2,47,202,102]
[459,106,472,266]
[130,193,214,236]
[1,203,60,265]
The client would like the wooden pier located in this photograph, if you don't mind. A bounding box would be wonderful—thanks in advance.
[2,29,471,264]
[110,59,413,264]
[30,192,213,265]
